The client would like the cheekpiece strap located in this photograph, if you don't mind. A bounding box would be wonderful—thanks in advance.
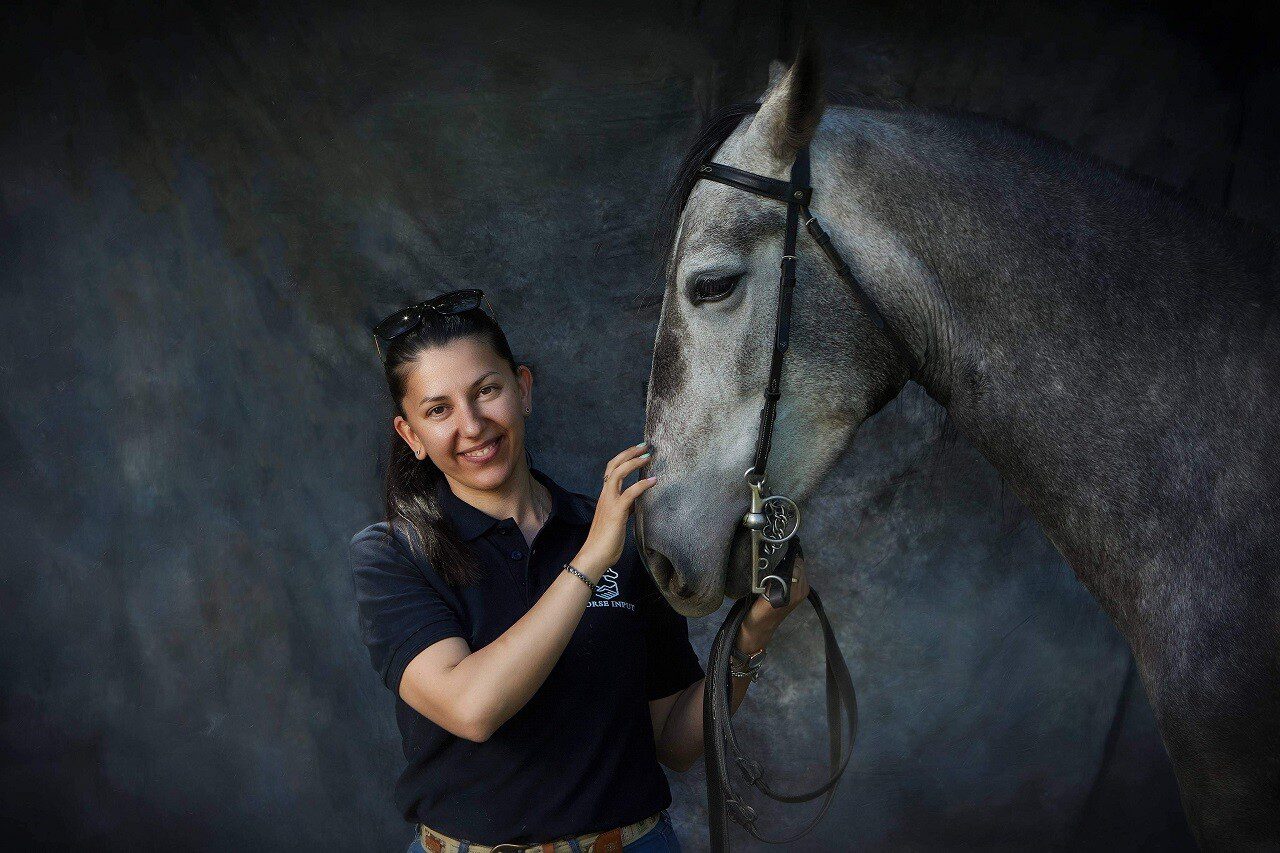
[749,146,811,478]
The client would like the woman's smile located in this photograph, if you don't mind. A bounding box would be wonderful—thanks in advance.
[458,435,503,464]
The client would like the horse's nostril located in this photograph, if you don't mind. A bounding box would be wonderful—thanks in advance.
[641,548,697,600]
[645,547,673,589]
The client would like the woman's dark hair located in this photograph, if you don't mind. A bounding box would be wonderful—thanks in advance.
[381,307,521,586]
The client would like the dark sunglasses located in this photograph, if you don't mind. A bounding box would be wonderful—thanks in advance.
[370,288,498,360]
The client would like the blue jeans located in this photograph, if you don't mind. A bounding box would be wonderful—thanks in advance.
[405,811,682,852]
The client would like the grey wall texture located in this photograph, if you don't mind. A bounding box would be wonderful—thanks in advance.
[2,1,1276,849]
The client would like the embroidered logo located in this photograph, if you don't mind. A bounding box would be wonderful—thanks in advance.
[595,567,620,600]
[587,567,635,611]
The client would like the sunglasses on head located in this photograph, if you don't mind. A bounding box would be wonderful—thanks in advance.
[371,288,498,360]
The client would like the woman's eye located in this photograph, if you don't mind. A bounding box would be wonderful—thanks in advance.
[691,274,741,303]
[427,405,446,417]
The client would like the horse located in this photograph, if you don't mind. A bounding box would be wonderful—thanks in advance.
[635,41,1280,850]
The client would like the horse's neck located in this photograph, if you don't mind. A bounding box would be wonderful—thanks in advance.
[826,107,1280,628]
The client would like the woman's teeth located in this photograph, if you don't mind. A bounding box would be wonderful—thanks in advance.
[461,437,500,461]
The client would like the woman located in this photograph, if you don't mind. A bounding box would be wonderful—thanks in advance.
[350,290,808,852]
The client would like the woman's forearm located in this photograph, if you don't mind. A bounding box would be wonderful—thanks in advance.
[449,552,607,739]
[657,623,771,772]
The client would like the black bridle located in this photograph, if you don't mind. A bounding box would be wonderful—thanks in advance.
[697,143,909,850]
[696,145,911,607]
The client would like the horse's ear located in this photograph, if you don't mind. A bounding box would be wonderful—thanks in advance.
[750,28,824,161]
[766,59,786,89]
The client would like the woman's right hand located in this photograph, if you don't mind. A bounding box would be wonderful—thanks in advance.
[574,442,656,578]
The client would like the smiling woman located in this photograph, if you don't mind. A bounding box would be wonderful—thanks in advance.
[349,290,810,851]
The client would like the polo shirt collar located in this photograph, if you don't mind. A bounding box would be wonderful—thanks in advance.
[437,466,592,541]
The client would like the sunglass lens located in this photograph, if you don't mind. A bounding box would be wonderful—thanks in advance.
[373,308,420,340]
[432,289,482,314]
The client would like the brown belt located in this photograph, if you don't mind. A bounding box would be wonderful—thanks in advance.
[417,812,660,853]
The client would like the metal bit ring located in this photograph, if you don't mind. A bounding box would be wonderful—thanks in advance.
[759,495,800,544]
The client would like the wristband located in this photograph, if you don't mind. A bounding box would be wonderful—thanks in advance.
[565,564,597,591]
[730,645,766,681]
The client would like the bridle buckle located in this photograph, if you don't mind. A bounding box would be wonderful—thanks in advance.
[725,798,758,827]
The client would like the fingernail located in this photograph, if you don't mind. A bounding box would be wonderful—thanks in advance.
[639,452,651,458]
[646,476,657,482]
[636,441,648,448]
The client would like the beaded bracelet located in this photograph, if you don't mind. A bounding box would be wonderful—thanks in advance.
[564,564,597,591]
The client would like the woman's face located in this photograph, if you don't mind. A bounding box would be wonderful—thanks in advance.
[393,336,533,493]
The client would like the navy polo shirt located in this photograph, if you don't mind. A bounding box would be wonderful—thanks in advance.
[350,467,704,845]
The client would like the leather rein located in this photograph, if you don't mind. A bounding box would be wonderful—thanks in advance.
[694,143,911,850]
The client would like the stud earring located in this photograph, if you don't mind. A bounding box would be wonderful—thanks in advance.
[524,406,531,415]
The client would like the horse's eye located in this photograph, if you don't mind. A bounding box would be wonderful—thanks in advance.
[691,274,741,304]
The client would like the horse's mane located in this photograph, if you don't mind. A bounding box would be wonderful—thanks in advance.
[644,101,759,294]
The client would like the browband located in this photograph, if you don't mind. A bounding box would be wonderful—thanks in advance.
[697,162,811,206]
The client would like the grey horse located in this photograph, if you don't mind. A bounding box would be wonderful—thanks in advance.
[636,43,1279,850]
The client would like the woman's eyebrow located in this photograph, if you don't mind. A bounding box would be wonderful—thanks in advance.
[419,371,501,407]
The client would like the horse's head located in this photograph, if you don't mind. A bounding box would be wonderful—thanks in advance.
[637,46,911,616]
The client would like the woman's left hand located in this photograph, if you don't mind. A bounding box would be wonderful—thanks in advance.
[739,551,810,651]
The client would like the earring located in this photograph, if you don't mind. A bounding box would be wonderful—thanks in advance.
[524,407,531,415]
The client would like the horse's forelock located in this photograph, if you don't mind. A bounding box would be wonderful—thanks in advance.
[651,102,761,277]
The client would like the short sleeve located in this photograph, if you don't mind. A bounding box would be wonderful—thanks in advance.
[634,549,705,701]
[350,523,465,693]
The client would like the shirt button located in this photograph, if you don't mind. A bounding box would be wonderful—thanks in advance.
[509,549,524,560]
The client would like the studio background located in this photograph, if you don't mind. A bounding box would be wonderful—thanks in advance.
[3,1,1276,849]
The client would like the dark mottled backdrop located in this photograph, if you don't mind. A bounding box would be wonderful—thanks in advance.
[3,1,1276,849]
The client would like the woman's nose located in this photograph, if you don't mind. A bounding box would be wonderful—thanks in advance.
[456,401,485,437]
